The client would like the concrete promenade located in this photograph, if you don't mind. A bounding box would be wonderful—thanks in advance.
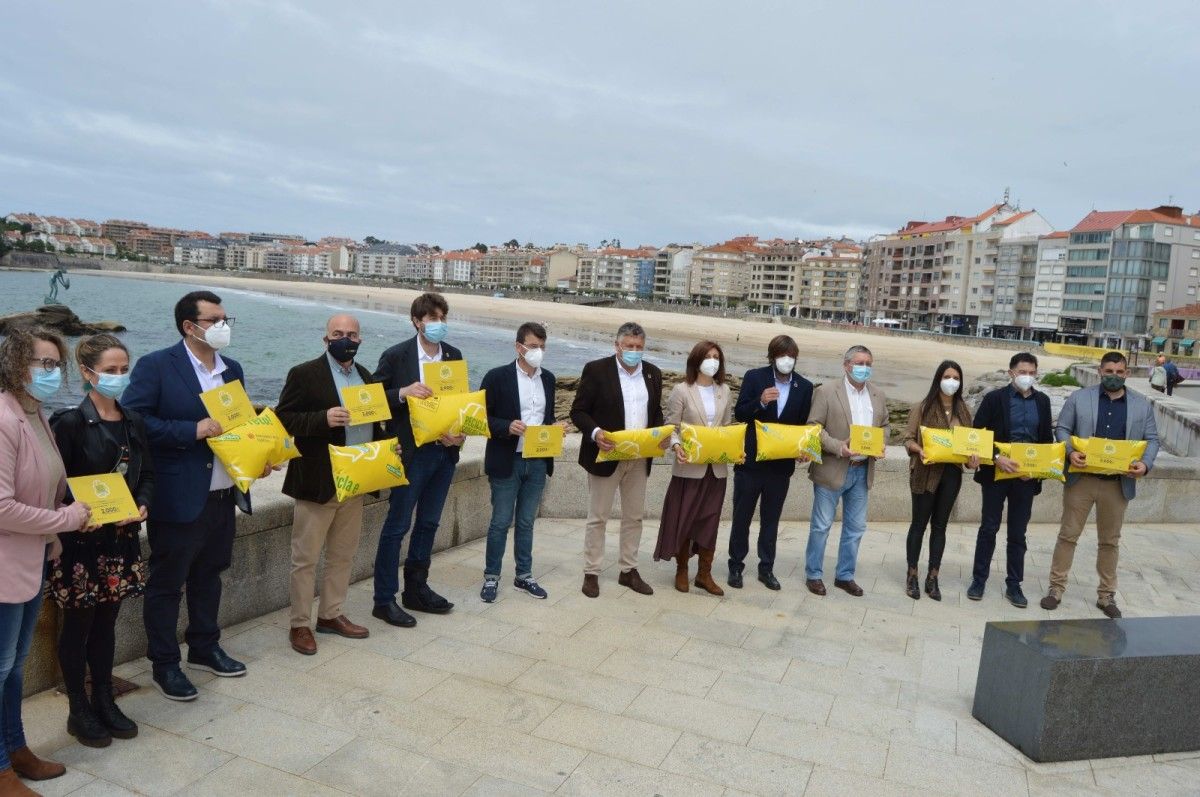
[19,516,1200,796]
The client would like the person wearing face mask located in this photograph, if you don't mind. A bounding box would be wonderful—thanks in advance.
[902,360,977,601]
[478,322,560,603]
[47,335,153,748]
[371,293,463,625]
[571,321,668,598]
[1041,351,1158,619]
[804,345,888,597]
[966,352,1053,608]
[275,314,389,655]
[727,335,813,590]
[124,290,261,701]
[654,340,735,596]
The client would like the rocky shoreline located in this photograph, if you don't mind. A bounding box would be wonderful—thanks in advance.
[0,304,126,336]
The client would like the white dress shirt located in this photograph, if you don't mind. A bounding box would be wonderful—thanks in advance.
[845,376,873,462]
[774,375,792,419]
[515,361,546,453]
[698,384,717,425]
[185,343,234,491]
[617,357,649,430]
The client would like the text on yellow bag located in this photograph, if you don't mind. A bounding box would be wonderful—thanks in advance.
[920,426,968,465]
[407,389,491,447]
[993,441,1066,482]
[596,425,675,462]
[328,437,408,502]
[680,423,746,464]
[754,421,823,463]
[206,407,300,492]
[1069,436,1147,476]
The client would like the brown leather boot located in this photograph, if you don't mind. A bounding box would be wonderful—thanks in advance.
[675,537,691,593]
[694,548,725,596]
[8,746,65,781]
[0,767,38,796]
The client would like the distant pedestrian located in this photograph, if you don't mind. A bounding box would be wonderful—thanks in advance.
[1149,353,1181,396]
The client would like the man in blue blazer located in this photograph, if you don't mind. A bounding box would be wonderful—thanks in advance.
[728,335,814,590]
[478,322,559,603]
[1042,351,1159,618]
[370,292,463,627]
[123,291,261,701]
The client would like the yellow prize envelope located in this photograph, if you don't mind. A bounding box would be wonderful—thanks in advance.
[920,427,968,465]
[994,441,1066,481]
[199,378,256,431]
[680,423,746,465]
[328,437,409,502]
[850,425,885,457]
[522,425,564,458]
[66,473,140,526]
[952,426,994,464]
[596,425,675,462]
[340,382,392,425]
[422,360,469,395]
[1071,436,1147,476]
[754,421,823,463]
[407,390,491,446]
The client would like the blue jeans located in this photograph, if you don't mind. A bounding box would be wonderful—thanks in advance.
[805,464,869,581]
[971,478,1037,588]
[484,455,549,579]
[373,444,457,605]
[0,590,44,770]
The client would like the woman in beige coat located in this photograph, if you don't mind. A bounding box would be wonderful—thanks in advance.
[653,340,736,595]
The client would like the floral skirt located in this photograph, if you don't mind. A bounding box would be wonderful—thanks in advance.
[46,526,146,609]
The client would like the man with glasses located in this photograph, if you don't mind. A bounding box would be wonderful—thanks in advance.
[125,290,261,701]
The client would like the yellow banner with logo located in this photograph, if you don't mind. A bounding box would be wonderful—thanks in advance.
[199,378,256,431]
[206,407,300,492]
[850,424,885,457]
[680,423,746,465]
[328,437,408,502]
[754,421,823,463]
[422,360,470,395]
[994,441,1066,481]
[952,426,994,464]
[407,389,491,447]
[920,426,968,465]
[1070,436,1147,476]
[596,425,675,462]
[340,382,392,425]
[523,425,564,458]
[66,473,140,526]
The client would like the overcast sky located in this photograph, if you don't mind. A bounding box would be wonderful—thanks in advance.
[2,1,1197,247]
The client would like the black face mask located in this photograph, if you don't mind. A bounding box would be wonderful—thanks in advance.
[327,337,360,364]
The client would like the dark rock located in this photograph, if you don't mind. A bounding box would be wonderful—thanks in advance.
[0,305,127,336]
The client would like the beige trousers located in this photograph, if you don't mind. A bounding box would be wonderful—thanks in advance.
[584,460,648,575]
[1049,476,1128,601]
[290,496,364,628]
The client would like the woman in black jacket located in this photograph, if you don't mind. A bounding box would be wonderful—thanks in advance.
[49,334,154,748]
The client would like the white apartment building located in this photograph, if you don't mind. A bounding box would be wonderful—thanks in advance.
[1029,232,1068,336]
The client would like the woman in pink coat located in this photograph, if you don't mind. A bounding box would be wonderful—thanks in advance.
[0,327,93,793]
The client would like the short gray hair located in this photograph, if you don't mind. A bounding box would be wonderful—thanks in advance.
[843,345,872,363]
[616,321,645,341]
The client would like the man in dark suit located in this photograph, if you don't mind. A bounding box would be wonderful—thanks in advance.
[478,321,559,603]
[728,335,814,590]
[370,293,462,626]
[967,351,1054,608]
[124,291,262,701]
[570,321,669,598]
[276,314,390,655]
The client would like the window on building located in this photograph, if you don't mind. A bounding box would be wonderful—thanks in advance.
[1156,301,1165,310]
[1192,249,1199,259]
[1165,227,1173,237]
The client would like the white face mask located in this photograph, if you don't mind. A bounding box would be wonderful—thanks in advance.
[521,346,544,368]
[699,358,720,377]
[774,356,795,375]
[1013,374,1036,392]
[193,321,232,350]
[939,378,960,396]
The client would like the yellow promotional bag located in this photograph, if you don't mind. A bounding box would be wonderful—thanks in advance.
[207,407,300,492]
[328,437,409,502]
[920,426,969,465]
[407,390,491,447]
[680,423,746,465]
[754,421,823,464]
[994,441,1066,482]
[596,425,675,462]
[1069,436,1147,476]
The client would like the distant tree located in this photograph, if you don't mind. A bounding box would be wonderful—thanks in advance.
[27,240,46,253]
[473,242,488,254]
[599,239,609,248]
[364,235,383,246]
[504,238,519,250]
[431,245,442,253]
[20,223,32,234]
[523,242,534,249]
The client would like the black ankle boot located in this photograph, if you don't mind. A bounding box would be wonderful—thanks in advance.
[905,568,920,600]
[92,682,138,739]
[925,571,942,602]
[67,690,111,748]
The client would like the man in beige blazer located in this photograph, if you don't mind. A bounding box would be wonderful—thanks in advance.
[804,345,888,596]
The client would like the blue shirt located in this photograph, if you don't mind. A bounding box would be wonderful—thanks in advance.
[1096,391,1128,440]
[327,353,373,446]
[1007,385,1039,443]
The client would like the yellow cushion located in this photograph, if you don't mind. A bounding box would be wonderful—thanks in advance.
[207,407,300,492]
[596,425,675,462]
[680,423,746,464]
[328,437,408,502]
[994,441,1066,482]
[1069,436,1147,476]
[407,390,491,447]
[754,421,823,463]
[920,426,968,465]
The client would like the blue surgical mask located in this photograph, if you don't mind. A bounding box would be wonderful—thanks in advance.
[90,371,130,399]
[620,349,643,368]
[850,364,872,383]
[423,321,448,343]
[28,367,62,402]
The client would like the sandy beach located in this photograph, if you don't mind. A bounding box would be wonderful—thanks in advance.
[89,270,1074,404]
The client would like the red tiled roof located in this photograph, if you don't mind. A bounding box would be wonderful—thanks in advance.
[991,210,1033,227]
[1124,208,1200,227]
[1070,210,1134,233]
[899,204,1003,236]
[1041,231,1070,239]
[1157,302,1200,318]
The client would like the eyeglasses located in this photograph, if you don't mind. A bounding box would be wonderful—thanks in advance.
[29,358,65,372]
[194,317,235,328]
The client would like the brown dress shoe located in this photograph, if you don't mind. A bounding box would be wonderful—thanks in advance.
[0,767,38,796]
[290,626,318,656]
[316,615,370,639]
[693,548,724,596]
[1040,591,1061,610]
[618,568,654,595]
[806,579,827,596]
[833,579,864,597]
[582,574,599,598]
[8,746,65,781]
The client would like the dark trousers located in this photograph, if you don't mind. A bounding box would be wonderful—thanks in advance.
[727,467,791,574]
[144,489,236,670]
[58,602,121,693]
[373,444,456,605]
[906,467,962,570]
[971,478,1038,588]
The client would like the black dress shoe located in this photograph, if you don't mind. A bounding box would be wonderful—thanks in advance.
[152,667,198,702]
[186,647,247,678]
[727,566,744,589]
[757,571,781,591]
[372,601,417,627]
[402,585,455,614]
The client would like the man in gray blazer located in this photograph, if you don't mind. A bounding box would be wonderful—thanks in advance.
[1041,351,1159,618]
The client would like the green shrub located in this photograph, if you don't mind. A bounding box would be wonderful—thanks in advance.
[1040,369,1081,387]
